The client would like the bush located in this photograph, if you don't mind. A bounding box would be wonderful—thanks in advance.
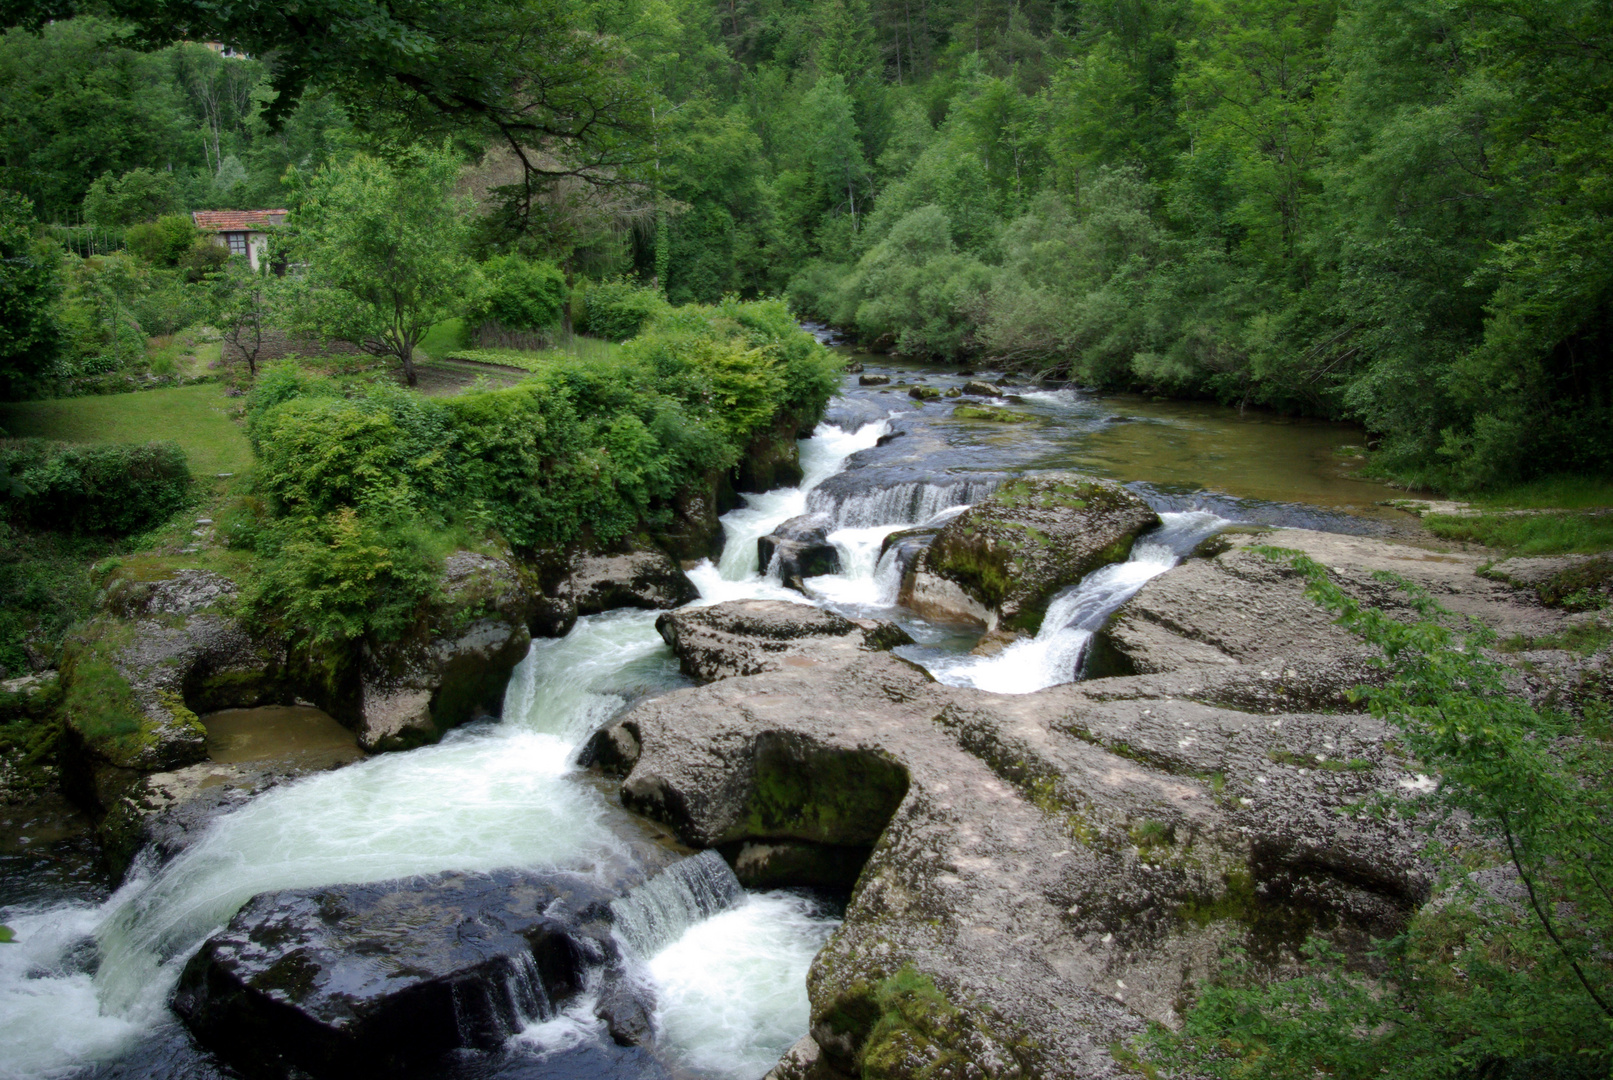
[0,439,191,536]
[0,192,61,397]
[243,507,441,645]
[125,214,200,267]
[583,279,669,342]
[467,256,567,333]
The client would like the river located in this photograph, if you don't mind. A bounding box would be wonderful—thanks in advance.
[0,353,1412,1080]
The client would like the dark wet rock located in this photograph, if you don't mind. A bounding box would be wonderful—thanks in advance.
[758,514,840,591]
[901,473,1159,633]
[735,413,807,494]
[569,550,698,615]
[961,381,1000,398]
[823,397,890,432]
[652,600,913,684]
[728,839,873,890]
[858,374,891,386]
[609,649,1434,1080]
[655,468,739,564]
[908,385,942,401]
[173,868,641,1080]
[594,975,656,1046]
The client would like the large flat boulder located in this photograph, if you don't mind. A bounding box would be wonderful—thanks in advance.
[901,473,1159,634]
[653,600,913,684]
[1091,529,1573,709]
[603,652,1431,1080]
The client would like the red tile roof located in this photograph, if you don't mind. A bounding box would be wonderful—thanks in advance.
[192,209,288,231]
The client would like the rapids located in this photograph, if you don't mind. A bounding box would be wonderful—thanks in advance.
[0,354,1412,1080]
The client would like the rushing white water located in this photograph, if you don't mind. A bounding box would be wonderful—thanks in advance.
[685,418,888,601]
[611,850,747,958]
[0,608,833,1080]
[648,891,839,1079]
[805,504,970,609]
[805,476,1002,528]
[922,511,1229,694]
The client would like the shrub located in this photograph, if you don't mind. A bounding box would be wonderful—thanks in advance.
[0,192,61,397]
[0,439,191,536]
[467,256,567,333]
[125,214,200,267]
[583,279,669,342]
[243,507,441,645]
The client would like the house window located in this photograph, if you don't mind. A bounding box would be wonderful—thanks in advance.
[226,233,249,257]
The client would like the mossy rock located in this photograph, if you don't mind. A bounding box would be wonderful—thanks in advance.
[914,473,1160,633]
[951,405,1032,424]
[908,385,942,401]
[58,621,207,774]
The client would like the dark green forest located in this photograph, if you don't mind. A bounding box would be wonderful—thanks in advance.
[2,0,1610,491]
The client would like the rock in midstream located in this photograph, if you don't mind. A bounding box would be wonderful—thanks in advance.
[653,600,913,685]
[567,549,699,614]
[901,472,1160,635]
[592,526,1597,1080]
[174,856,689,1080]
[758,513,841,592]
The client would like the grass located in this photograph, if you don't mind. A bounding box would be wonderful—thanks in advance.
[1466,475,1613,510]
[418,318,467,359]
[1424,511,1613,555]
[0,383,252,478]
[444,337,625,373]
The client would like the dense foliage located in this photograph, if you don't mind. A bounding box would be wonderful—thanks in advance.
[237,299,838,643]
[0,191,60,395]
[0,438,190,535]
[1141,551,1613,1078]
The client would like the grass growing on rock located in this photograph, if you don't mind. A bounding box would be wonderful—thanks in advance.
[1425,510,1613,555]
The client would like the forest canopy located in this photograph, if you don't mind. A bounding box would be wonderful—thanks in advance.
[2,0,1610,490]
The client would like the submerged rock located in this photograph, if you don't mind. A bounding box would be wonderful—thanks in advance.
[960,380,1001,398]
[858,373,891,386]
[653,600,913,685]
[758,513,840,591]
[901,472,1159,633]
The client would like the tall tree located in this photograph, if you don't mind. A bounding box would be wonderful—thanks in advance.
[290,146,473,386]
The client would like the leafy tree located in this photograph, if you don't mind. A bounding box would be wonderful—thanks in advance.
[82,168,181,227]
[124,212,197,266]
[205,257,273,376]
[290,146,474,387]
[803,74,871,232]
[466,255,567,335]
[0,191,60,395]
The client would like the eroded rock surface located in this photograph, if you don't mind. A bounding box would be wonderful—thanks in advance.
[606,652,1429,1080]
[597,526,1591,1080]
[901,473,1159,633]
[654,600,913,684]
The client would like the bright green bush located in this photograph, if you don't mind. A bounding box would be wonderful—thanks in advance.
[467,256,567,332]
[125,214,199,267]
[0,439,191,535]
[583,279,669,342]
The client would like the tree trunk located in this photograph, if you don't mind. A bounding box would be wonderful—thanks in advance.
[401,344,418,387]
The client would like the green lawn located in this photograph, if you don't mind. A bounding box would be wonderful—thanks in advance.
[0,384,252,478]
[1425,510,1613,555]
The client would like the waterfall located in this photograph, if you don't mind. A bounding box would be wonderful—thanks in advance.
[610,851,747,959]
[921,511,1230,694]
[805,477,1003,529]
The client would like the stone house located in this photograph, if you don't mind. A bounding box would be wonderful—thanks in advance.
[192,209,286,272]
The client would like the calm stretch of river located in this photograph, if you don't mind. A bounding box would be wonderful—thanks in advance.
[0,351,1408,1080]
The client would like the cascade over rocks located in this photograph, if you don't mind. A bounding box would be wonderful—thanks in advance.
[758,513,840,591]
[174,862,676,1080]
[590,527,1589,1080]
[652,600,913,684]
[900,473,1160,633]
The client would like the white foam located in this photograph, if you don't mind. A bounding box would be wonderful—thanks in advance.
[925,512,1229,694]
[647,892,840,1080]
